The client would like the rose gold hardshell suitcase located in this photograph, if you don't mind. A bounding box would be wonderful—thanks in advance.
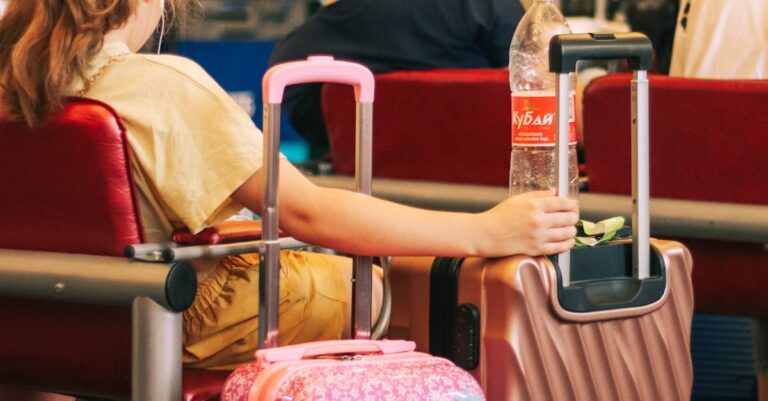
[388,33,694,401]
[222,56,484,401]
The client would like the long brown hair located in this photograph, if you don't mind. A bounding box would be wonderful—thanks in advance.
[0,0,185,127]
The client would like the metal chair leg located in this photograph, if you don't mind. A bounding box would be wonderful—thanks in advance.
[132,297,181,401]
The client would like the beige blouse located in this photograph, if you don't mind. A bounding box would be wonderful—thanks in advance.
[68,41,264,243]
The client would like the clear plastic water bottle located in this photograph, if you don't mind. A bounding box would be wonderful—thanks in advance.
[508,0,578,198]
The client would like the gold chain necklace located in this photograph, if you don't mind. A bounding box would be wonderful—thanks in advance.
[77,53,129,97]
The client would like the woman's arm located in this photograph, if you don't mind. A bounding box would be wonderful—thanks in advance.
[232,159,578,257]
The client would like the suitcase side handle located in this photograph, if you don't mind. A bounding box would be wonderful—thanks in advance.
[548,33,653,74]
[262,56,375,104]
[255,339,416,365]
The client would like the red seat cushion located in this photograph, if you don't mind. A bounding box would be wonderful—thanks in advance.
[324,69,511,186]
[582,74,768,316]
[0,298,132,398]
[679,239,768,316]
[183,369,233,401]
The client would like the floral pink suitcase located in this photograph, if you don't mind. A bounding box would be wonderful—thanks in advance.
[223,340,483,400]
[222,56,484,401]
[388,33,694,400]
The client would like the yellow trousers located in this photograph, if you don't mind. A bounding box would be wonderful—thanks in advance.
[182,250,348,370]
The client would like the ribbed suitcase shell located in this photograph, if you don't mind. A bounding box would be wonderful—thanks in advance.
[389,239,693,401]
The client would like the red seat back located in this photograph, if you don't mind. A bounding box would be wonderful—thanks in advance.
[0,99,227,400]
[0,98,144,255]
[582,74,768,316]
[0,99,143,397]
[323,69,511,186]
[583,74,768,203]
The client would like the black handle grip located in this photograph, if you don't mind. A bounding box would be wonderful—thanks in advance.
[555,242,666,313]
[549,32,653,74]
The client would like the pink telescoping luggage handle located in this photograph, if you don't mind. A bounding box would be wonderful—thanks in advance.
[255,339,416,365]
[262,56,375,104]
[259,56,375,349]
[549,33,653,286]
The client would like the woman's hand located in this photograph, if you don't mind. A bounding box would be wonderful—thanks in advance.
[474,189,579,257]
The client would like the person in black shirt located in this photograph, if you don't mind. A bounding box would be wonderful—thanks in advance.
[269,0,525,159]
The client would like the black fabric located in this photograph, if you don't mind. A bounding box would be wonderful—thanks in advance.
[620,0,679,74]
[429,257,464,359]
[269,0,525,156]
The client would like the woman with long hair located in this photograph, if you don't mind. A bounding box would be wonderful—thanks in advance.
[0,0,578,396]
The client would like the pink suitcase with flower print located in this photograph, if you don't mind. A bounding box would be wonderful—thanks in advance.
[222,56,484,401]
[223,340,483,400]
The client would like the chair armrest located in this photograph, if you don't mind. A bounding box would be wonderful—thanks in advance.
[308,175,768,244]
[127,237,309,263]
[171,220,288,245]
[0,249,196,312]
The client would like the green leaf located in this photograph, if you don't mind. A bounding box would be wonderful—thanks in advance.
[581,216,625,235]
[579,220,596,235]
[575,236,599,247]
[574,216,624,247]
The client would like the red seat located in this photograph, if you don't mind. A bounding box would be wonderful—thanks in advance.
[582,73,768,316]
[0,98,227,400]
[323,69,511,186]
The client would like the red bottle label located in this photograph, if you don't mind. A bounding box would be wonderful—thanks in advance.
[511,93,576,146]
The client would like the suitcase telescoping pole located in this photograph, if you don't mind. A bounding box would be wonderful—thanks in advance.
[260,56,375,348]
[549,33,653,286]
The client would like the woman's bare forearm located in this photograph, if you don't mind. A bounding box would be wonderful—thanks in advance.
[282,184,482,256]
[232,159,578,258]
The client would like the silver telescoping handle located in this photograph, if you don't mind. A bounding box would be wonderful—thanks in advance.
[260,56,375,348]
[549,32,654,287]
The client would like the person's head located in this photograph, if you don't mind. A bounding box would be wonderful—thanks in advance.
[0,0,185,127]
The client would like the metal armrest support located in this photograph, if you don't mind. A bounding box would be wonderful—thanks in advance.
[127,237,309,263]
[0,248,197,401]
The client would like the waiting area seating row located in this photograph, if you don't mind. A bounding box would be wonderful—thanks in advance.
[0,70,766,400]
